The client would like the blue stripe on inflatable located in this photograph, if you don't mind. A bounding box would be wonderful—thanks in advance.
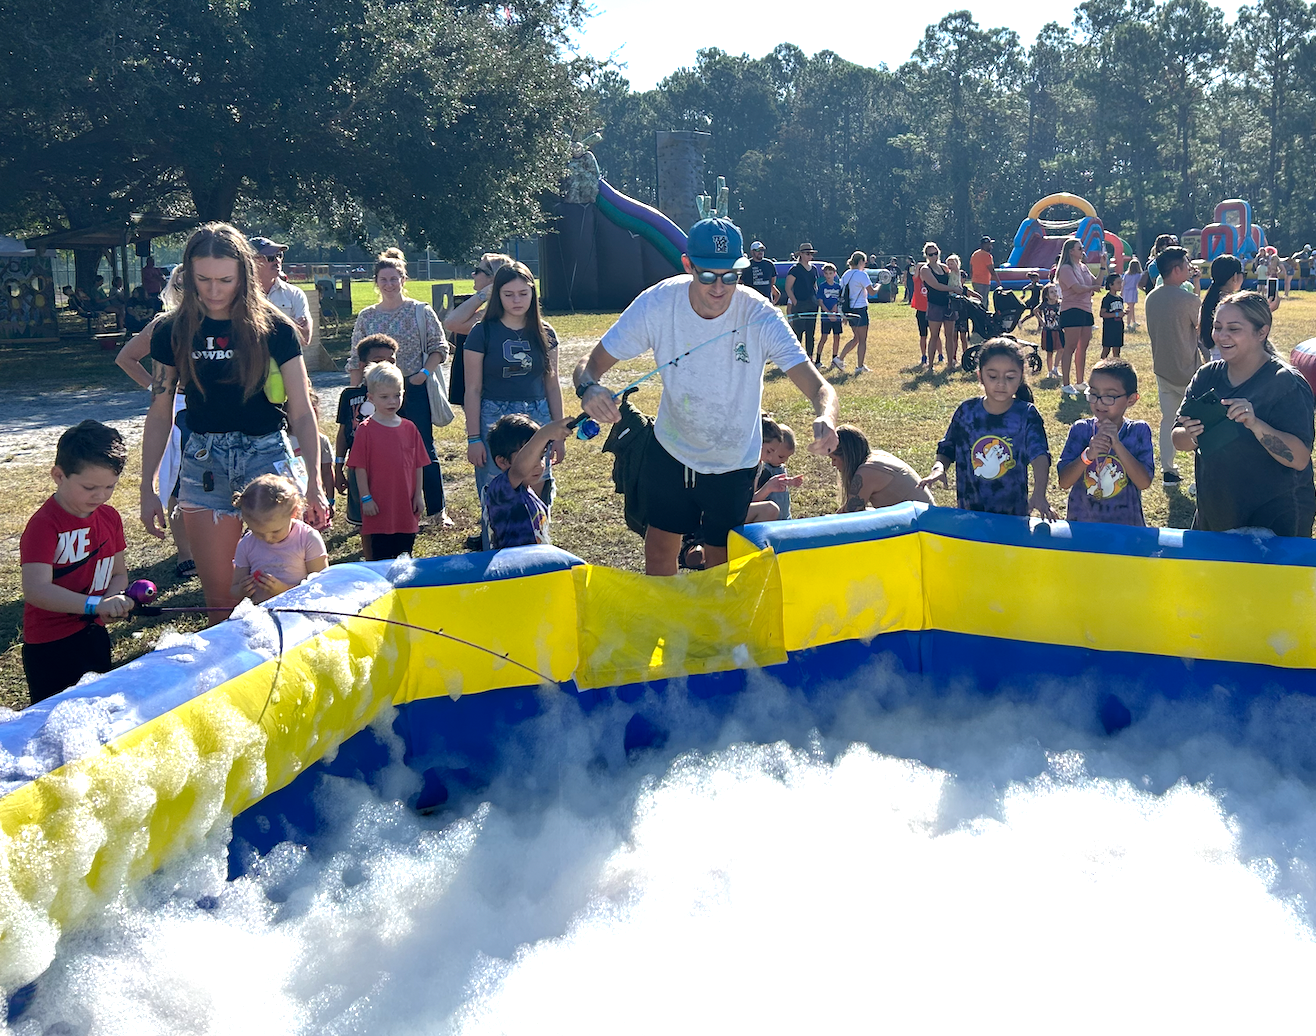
[738,505,1316,568]
[388,545,585,588]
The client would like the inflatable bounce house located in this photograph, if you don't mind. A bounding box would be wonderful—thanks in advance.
[1198,198,1268,263]
[0,237,58,343]
[996,193,1126,288]
[541,131,688,311]
[4,505,1316,1017]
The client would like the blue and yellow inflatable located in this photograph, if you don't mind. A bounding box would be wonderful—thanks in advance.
[1,505,1314,988]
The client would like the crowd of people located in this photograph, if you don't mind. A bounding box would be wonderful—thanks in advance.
[16,217,1315,707]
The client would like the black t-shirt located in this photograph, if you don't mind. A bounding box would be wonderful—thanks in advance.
[742,257,778,298]
[1183,357,1316,535]
[335,384,371,450]
[788,263,818,305]
[150,316,302,435]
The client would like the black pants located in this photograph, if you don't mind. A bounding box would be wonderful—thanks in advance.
[790,307,816,357]
[23,623,112,706]
[369,532,417,559]
[401,378,445,516]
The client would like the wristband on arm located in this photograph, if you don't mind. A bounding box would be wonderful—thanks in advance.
[85,596,102,615]
[360,495,373,504]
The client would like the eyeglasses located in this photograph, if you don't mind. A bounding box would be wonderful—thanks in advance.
[1085,390,1128,405]
[262,254,282,263]
[692,267,740,285]
[476,266,494,277]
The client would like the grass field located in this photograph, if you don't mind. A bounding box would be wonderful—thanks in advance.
[2,288,1314,709]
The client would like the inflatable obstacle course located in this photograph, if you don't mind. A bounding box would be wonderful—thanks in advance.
[4,507,1316,990]
[996,193,1123,288]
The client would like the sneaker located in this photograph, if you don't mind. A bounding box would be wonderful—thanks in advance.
[464,533,484,551]
[1076,382,1089,393]
[1061,384,1077,396]
[1049,367,1061,378]
[855,364,871,373]
[1187,481,1198,498]
[175,559,197,579]
[1163,470,1182,485]
[830,357,845,372]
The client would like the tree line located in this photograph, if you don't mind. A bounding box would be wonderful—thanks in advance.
[3,0,1312,286]
[585,0,1316,263]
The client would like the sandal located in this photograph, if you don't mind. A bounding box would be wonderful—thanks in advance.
[176,559,197,579]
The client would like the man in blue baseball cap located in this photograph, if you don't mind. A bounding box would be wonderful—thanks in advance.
[573,217,839,575]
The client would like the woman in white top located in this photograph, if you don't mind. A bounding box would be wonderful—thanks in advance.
[833,251,881,373]
[349,248,450,521]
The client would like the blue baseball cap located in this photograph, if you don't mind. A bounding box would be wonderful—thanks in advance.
[686,218,750,271]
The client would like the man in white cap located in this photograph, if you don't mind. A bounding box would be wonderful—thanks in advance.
[574,217,838,575]
[741,240,780,303]
[250,236,312,347]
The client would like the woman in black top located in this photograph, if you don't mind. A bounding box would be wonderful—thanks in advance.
[917,242,951,366]
[141,223,327,618]
[785,243,820,363]
[1174,291,1314,536]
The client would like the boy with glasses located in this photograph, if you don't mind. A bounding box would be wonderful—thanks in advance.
[573,217,838,575]
[1056,358,1154,525]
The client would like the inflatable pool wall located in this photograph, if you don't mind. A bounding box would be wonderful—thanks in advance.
[4,505,1316,989]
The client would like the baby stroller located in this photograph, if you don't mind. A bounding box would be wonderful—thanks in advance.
[957,288,1042,374]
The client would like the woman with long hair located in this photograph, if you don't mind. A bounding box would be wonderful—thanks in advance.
[350,248,450,522]
[1198,255,1280,362]
[1056,236,1105,395]
[831,424,933,511]
[463,262,565,547]
[1173,290,1314,536]
[917,242,952,367]
[140,222,327,619]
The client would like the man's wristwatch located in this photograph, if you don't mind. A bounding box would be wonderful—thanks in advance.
[575,377,597,399]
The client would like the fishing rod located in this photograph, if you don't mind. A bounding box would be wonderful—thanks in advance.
[124,580,557,691]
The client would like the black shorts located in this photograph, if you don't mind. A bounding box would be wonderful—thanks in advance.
[23,623,112,706]
[1059,309,1095,329]
[915,310,929,335]
[638,436,757,547]
[820,314,843,333]
[845,307,870,327]
[369,532,417,559]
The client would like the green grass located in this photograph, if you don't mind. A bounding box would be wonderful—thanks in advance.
[3,290,1315,709]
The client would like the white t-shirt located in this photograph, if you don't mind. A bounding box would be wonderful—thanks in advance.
[601,277,809,473]
[839,269,873,310]
[267,280,310,324]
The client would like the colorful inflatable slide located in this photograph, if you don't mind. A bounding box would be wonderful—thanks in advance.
[997,193,1127,287]
[2,505,1316,1008]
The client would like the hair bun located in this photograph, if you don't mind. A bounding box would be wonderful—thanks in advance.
[380,247,406,261]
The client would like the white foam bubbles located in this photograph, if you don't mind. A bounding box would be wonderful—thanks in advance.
[10,667,1316,1033]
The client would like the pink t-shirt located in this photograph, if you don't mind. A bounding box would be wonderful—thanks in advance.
[1058,262,1100,313]
[233,519,327,587]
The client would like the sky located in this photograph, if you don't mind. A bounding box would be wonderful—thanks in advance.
[568,0,1235,90]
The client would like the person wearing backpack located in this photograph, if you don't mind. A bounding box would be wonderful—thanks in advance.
[833,251,882,373]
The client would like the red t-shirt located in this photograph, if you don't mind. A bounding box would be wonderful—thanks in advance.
[346,418,431,535]
[20,496,127,644]
[911,266,928,312]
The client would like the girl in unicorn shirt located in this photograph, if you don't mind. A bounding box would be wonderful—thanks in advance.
[920,339,1055,518]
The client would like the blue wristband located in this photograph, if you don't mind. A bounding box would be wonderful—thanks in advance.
[420,368,430,378]
[360,494,373,503]
[85,596,102,616]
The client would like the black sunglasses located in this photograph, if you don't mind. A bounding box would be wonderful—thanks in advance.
[262,253,282,263]
[693,267,740,285]
[476,266,494,276]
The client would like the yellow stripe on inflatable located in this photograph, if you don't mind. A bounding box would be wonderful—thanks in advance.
[574,549,785,687]
[774,537,923,652]
[1028,192,1097,222]
[921,535,1316,668]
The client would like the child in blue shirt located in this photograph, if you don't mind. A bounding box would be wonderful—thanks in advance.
[1056,358,1154,526]
[817,264,843,367]
[482,414,574,548]
[920,339,1056,517]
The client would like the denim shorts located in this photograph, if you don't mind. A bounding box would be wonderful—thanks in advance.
[178,429,299,518]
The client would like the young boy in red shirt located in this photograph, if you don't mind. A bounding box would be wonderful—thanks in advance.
[346,361,431,560]
[20,420,134,705]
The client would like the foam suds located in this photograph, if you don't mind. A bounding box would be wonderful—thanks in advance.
[8,662,1316,1033]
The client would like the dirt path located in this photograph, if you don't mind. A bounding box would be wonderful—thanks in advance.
[0,337,600,467]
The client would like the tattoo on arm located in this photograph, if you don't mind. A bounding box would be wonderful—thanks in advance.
[842,496,866,513]
[1260,433,1295,463]
[150,360,177,397]
[841,473,866,512]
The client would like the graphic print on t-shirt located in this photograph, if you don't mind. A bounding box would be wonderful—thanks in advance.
[972,435,1015,480]
[1085,452,1129,500]
[193,335,233,361]
[501,338,533,379]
